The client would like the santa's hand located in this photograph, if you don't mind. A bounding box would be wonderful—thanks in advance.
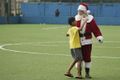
[97,36,104,43]
[98,39,103,43]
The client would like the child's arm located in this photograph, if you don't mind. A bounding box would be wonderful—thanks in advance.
[66,29,70,37]
[78,18,88,30]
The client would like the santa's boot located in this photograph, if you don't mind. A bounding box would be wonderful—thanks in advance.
[85,68,92,79]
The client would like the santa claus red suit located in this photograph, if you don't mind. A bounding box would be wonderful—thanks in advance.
[75,3,103,78]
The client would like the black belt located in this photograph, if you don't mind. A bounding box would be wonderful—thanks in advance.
[79,33,91,37]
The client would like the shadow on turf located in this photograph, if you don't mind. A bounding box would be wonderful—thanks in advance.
[66,77,102,80]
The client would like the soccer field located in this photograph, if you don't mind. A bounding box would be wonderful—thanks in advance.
[0,24,120,80]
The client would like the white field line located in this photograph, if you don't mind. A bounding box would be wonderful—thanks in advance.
[0,41,120,59]
[95,46,120,49]
[0,43,70,57]
[42,27,65,30]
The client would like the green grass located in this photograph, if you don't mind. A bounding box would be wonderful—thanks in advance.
[0,24,120,80]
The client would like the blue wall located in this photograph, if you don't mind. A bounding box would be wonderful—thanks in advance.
[0,16,20,24]
[0,3,120,25]
[20,3,74,24]
[20,3,120,25]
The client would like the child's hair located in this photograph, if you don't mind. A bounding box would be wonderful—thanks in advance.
[68,17,75,26]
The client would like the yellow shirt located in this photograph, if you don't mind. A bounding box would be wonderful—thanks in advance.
[67,26,81,49]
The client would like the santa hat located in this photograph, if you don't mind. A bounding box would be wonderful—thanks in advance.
[77,3,88,11]
[77,3,90,14]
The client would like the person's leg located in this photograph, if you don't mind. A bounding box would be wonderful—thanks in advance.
[76,60,83,79]
[65,49,78,77]
[82,45,92,78]
[65,59,77,75]
[74,48,83,79]
[75,61,83,75]
[85,62,91,78]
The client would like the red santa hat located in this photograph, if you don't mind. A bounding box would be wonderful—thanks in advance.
[77,3,90,14]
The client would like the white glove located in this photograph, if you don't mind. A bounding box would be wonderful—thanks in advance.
[97,36,104,43]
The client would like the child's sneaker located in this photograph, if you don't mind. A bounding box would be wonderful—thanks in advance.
[64,73,74,78]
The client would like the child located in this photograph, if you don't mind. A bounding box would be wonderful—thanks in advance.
[64,17,88,79]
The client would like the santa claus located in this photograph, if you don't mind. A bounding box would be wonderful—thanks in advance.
[75,3,103,79]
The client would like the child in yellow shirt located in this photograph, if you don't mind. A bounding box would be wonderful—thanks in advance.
[64,17,88,79]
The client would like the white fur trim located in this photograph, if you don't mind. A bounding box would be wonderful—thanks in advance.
[87,10,91,14]
[87,15,93,23]
[78,5,87,11]
[81,37,92,45]
[85,62,91,68]
[75,14,93,23]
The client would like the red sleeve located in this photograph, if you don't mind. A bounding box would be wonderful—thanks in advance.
[90,19,102,37]
[76,20,81,28]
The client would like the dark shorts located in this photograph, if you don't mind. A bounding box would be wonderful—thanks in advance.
[71,48,83,61]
